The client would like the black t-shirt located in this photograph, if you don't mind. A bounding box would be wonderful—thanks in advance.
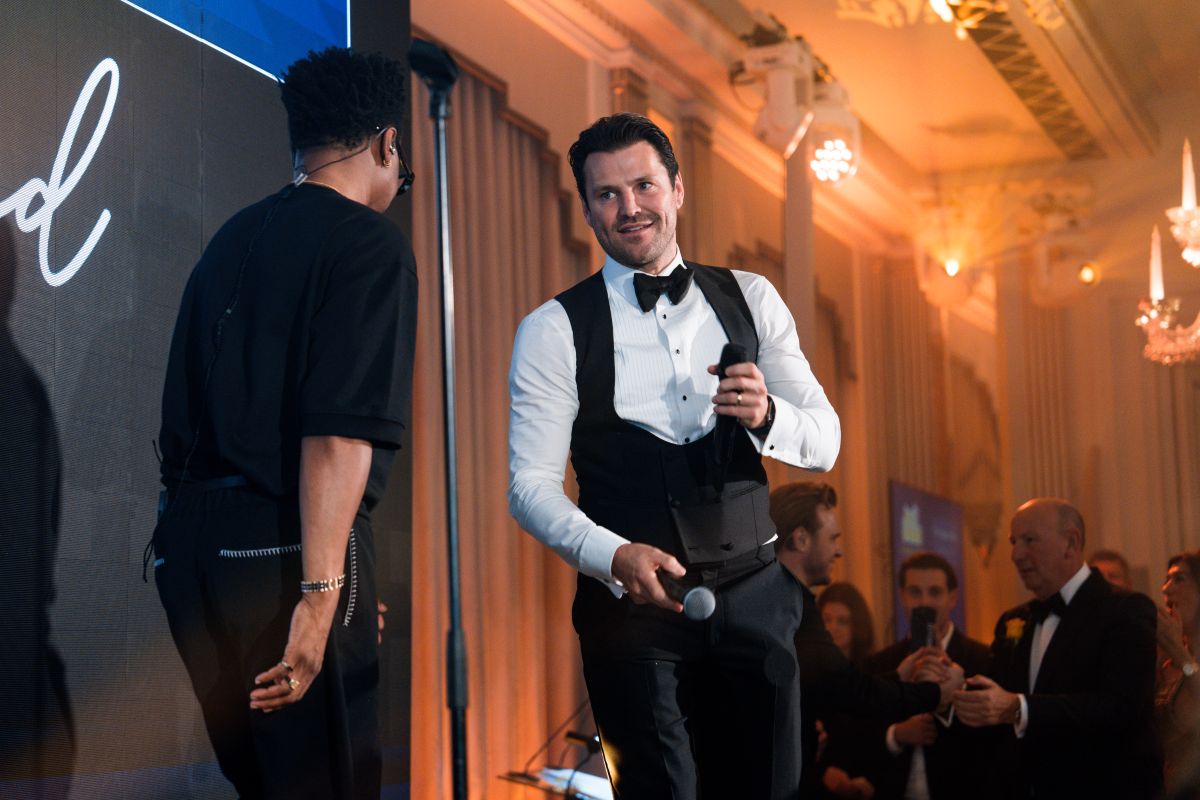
[158,182,417,510]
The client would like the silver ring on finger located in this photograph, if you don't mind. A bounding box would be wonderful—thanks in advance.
[735,391,743,406]
[287,677,300,692]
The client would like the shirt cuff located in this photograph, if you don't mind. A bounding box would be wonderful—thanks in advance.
[885,724,903,756]
[1014,694,1029,738]
[744,407,776,455]
[744,394,837,470]
[577,525,630,597]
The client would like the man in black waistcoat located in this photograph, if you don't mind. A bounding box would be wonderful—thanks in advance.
[508,113,841,799]
[952,498,1161,799]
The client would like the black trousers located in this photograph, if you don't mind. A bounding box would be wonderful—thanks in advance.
[575,559,804,800]
[153,486,379,800]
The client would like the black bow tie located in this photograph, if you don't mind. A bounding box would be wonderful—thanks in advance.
[633,268,693,313]
[1029,593,1068,624]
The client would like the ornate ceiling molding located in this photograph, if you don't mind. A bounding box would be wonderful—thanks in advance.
[965,10,1104,160]
[1004,0,1155,158]
[962,1,1155,160]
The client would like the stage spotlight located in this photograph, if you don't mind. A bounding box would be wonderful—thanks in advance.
[808,78,859,182]
[740,37,814,159]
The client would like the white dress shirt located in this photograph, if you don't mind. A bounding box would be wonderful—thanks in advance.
[507,250,840,591]
[1015,563,1092,737]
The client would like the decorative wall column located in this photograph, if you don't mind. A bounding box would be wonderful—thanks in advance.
[995,246,1074,509]
[677,109,716,263]
[784,154,816,350]
[609,66,649,115]
[840,249,951,635]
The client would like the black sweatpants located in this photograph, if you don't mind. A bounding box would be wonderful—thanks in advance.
[153,485,379,800]
[575,559,804,800]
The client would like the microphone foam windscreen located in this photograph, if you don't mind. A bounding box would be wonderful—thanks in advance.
[683,586,717,621]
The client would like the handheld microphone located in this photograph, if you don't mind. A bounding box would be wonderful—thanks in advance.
[711,342,748,491]
[659,573,717,621]
[717,342,748,385]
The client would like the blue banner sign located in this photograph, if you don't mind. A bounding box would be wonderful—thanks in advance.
[120,0,349,79]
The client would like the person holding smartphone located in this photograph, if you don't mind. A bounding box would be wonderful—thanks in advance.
[865,552,990,799]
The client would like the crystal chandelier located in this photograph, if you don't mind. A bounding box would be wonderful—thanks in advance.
[1167,139,1200,266]
[1136,225,1200,365]
[1136,299,1200,365]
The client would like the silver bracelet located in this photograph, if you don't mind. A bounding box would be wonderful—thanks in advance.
[300,574,346,593]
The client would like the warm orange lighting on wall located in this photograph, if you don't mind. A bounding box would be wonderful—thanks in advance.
[1077,262,1098,285]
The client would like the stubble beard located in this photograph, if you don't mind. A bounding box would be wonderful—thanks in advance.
[600,212,675,272]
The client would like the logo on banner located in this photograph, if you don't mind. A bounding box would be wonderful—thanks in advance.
[900,503,924,546]
[0,58,119,287]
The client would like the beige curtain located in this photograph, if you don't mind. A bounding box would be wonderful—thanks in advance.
[408,60,592,799]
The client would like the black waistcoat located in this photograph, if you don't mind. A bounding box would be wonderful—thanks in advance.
[554,262,777,567]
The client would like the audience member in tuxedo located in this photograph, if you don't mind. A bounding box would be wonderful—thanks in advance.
[769,483,957,798]
[1156,549,1200,796]
[953,498,1161,799]
[1089,547,1134,590]
[864,552,990,800]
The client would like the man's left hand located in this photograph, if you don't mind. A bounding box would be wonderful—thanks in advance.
[708,361,768,428]
[249,592,338,712]
[953,674,1020,727]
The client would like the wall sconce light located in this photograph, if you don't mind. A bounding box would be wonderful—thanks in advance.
[1077,262,1098,285]
[943,257,962,277]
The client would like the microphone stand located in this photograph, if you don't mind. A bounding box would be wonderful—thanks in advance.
[409,38,467,800]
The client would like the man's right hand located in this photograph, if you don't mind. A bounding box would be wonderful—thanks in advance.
[1158,604,1190,665]
[611,543,686,612]
[897,646,943,681]
[893,713,937,747]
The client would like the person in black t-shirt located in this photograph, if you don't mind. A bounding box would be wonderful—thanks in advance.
[153,47,416,799]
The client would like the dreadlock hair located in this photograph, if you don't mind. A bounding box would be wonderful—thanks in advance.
[568,113,679,205]
[279,47,408,153]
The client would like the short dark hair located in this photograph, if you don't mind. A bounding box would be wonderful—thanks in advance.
[770,482,838,554]
[1168,550,1200,587]
[817,582,875,668]
[898,551,958,592]
[1089,548,1130,575]
[567,113,680,204]
[279,47,408,152]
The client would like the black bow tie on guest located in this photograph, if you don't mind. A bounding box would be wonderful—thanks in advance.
[1029,593,1068,624]
[633,267,693,313]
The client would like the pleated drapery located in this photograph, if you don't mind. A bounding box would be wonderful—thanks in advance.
[407,63,593,799]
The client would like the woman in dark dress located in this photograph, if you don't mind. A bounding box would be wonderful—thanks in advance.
[817,582,879,799]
